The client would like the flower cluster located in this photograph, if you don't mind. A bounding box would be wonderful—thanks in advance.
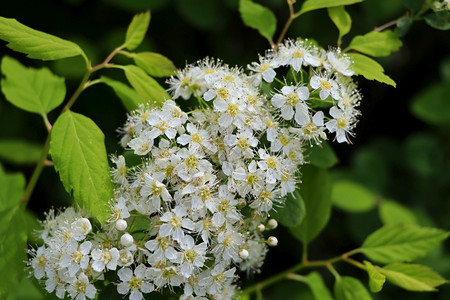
[29,38,361,299]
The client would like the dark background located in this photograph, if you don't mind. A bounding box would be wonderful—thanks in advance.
[1,0,449,299]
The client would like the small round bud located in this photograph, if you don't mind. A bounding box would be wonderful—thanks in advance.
[239,248,249,259]
[120,233,134,247]
[237,198,247,207]
[115,219,128,231]
[267,236,278,247]
[257,224,266,232]
[267,219,278,229]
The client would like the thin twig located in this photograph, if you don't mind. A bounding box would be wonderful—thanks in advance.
[374,19,399,32]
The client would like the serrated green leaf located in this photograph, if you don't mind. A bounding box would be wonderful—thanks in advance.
[50,111,113,223]
[0,207,28,298]
[380,263,448,291]
[299,0,363,16]
[124,11,151,50]
[364,261,386,293]
[100,76,146,111]
[347,53,396,87]
[331,180,377,213]
[346,30,402,57]
[271,190,305,227]
[290,165,331,244]
[305,141,339,168]
[410,83,450,125]
[360,224,449,264]
[0,17,85,61]
[0,169,25,211]
[0,139,42,165]
[425,11,450,30]
[396,16,412,37]
[290,272,334,300]
[132,52,176,77]
[121,65,170,105]
[328,6,352,41]
[379,199,418,225]
[1,56,66,115]
[334,276,372,300]
[239,0,277,43]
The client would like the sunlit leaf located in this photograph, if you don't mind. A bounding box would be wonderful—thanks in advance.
[346,30,402,57]
[347,53,396,87]
[328,6,352,41]
[332,180,377,213]
[379,199,418,225]
[239,0,277,43]
[334,276,372,300]
[100,76,146,111]
[124,11,151,50]
[132,52,176,77]
[364,261,386,293]
[299,0,363,16]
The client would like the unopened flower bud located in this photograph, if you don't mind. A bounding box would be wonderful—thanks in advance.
[267,236,278,247]
[239,248,249,259]
[115,219,128,231]
[120,233,134,247]
[267,219,278,229]
[257,224,265,232]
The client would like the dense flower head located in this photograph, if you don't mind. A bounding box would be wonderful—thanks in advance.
[29,38,361,299]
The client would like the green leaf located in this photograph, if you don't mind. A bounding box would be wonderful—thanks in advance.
[124,11,151,50]
[364,261,386,293]
[290,272,334,300]
[410,83,450,125]
[100,76,146,111]
[379,263,448,291]
[425,11,450,31]
[0,139,42,165]
[379,199,418,225]
[0,207,28,298]
[290,165,332,244]
[132,52,176,77]
[396,16,413,37]
[360,224,449,264]
[239,0,277,43]
[334,276,372,300]
[298,0,363,16]
[0,17,85,61]
[271,190,305,227]
[305,141,339,168]
[331,180,377,213]
[1,56,66,115]
[402,0,424,12]
[328,6,352,41]
[50,111,113,223]
[121,65,170,105]
[0,169,25,211]
[347,53,396,87]
[346,30,402,57]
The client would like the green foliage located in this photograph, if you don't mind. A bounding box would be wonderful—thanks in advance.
[290,165,332,244]
[298,0,363,15]
[425,11,450,30]
[100,76,146,111]
[304,141,339,168]
[132,52,176,77]
[50,111,113,223]
[334,276,372,300]
[364,261,386,293]
[328,6,352,43]
[346,30,402,57]
[124,10,151,50]
[0,139,42,165]
[402,0,425,12]
[380,263,448,291]
[121,65,170,105]
[290,272,334,300]
[360,224,449,264]
[271,190,305,227]
[0,167,25,211]
[378,199,418,225]
[347,53,396,87]
[410,82,450,125]
[331,180,377,213]
[239,0,277,44]
[396,16,413,37]
[1,56,66,115]
[0,17,85,61]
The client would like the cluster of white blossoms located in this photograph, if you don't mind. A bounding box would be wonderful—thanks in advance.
[433,0,450,10]
[29,39,361,299]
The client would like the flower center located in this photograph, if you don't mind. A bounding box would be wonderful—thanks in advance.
[224,75,234,82]
[267,156,277,169]
[185,249,197,262]
[247,174,258,185]
[286,92,299,106]
[163,266,177,278]
[320,80,332,90]
[237,138,249,150]
[279,135,290,146]
[37,255,46,267]
[303,122,317,135]
[191,133,203,143]
[165,165,174,177]
[185,155,198,169]
[259,190,272,203]
[292,49,305,58]
[247,95,257,105]
[157,121,169,132]
[75,279,87,294]
[227,104,239,116]
[152,183,162,196]
[169,216,182,228]
[200,187,211,200]
[101,251,112,264]
[218,200,231,213]
[129,276,142,290]
[217,88,228,99]
[223,235,235,247]
[72,251,82,264]
[337,117,347,129]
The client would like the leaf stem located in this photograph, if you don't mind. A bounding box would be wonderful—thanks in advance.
[374,19,399,32]
[275,1,302,48]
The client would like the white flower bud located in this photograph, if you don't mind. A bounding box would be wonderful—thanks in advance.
[267,218,278,229]
[239,248,249,259]
[257,224,266,232]
[71,218,92,241]
[115,219,127,231]
[267,236,278,247]
[120,233,134,247]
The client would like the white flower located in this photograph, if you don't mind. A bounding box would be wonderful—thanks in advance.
[30,246,47,279]
[128,131,154,156]
[271,85,310,125]
[247,55,278,85]
[310,74,340,100]
[177,123,217,153]
[147,265,184,289]
[199,262,236,296]
[159,207,195,242]
[325,106,354,143]
[278,40,321,71]
[176,235,208,278]
[327,51,354,76]
[117,264,154,300]
[91,247,120,272]
[147,110,181,140]
[223,128,258,160]
[257,149,282,184]
[59,240,91,277]
[71,218,92,241]
[145,235,179,265]
[67,272,96,300]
